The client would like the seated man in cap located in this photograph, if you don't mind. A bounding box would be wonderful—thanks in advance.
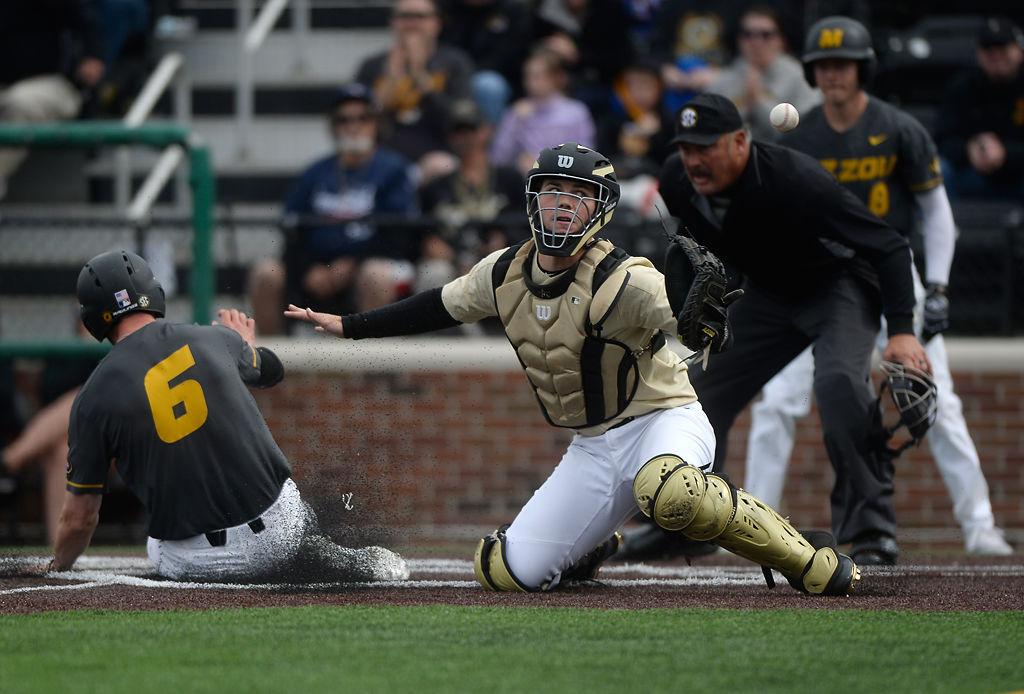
[935,17,1024,201]
[248,84,421,335]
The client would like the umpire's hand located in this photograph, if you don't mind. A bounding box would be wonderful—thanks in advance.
[882,333,932,374]
[284,304,345,337]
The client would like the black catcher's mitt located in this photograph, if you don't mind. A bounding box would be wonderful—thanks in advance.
[664,231,743,354]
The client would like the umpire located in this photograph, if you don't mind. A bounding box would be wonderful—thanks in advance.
[658,93,931,561]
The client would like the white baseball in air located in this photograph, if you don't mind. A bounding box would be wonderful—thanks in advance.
[770,102,799,132]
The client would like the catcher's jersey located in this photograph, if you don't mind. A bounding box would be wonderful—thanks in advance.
[781,97,942,236]
[441,240,699,436]
[67,321,291,540]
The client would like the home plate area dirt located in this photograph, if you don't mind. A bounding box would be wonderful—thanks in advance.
[2,554,1022,614]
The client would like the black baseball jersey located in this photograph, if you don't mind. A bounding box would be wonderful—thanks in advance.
[658,142,916,335]
[781,98,942,236]
[67,321,291,540]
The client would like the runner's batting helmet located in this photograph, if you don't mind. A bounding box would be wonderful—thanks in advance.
[802,15,877,87]
[525,143,620,257]
[77,250,166,342]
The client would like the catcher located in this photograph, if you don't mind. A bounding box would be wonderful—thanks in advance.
[287,142,860,595]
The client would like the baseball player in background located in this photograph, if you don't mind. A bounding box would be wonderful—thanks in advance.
[743,16,1012,557]
[287,142,861,596]
[48,250,408,582]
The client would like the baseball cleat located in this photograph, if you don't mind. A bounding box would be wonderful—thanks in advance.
[561,532,623,583]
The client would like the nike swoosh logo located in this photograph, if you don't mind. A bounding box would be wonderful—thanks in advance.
[868,134,888,146]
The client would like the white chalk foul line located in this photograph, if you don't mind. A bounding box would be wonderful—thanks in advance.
[3,557,1023,596]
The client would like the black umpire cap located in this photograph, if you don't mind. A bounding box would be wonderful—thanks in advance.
[978,17,1023,48]
[670,94,744,146]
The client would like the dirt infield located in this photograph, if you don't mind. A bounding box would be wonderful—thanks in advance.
[2,554,1022,615]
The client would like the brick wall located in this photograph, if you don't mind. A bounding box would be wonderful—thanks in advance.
[256,346,1024,548]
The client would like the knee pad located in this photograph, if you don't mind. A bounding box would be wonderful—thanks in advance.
[632,456,733,539]
[473,526,531,592]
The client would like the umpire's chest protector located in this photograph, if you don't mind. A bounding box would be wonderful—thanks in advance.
[492,239,663,429]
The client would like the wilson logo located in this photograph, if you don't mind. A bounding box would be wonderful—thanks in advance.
[557,155,574,168]
[535,305,553,321]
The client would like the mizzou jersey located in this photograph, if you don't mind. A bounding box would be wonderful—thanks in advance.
[781,97,942,236]
[67,321,291,540]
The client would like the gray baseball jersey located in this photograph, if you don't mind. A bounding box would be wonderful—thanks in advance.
[67,321,291,540]
[781,97,942,237]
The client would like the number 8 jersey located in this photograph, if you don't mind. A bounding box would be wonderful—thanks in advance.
[67,321,291,540]
[780,97,942,236]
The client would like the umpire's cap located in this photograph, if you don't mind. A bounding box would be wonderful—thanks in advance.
[77,250,165,342]
[670,94,744,146]
[978,17,1024,48]
[802,16,876,86]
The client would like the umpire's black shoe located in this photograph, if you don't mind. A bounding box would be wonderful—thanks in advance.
[850,532,899,566]
[614,524,719,562]
[0,462,17,497]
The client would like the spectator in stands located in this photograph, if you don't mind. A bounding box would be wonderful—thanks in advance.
[420,99,525,284]
[355,0,475,171]
[440,0,532,123]
[709,5,820,143]
[491,48,596,175]
[935,17,1024,201]
[0,2,105,199]
[597,59,673,165]
[649,0,743,113]
[530,0,635,113]
[248,84,419,336]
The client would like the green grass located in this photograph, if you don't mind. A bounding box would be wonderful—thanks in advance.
[2,606,1023,693]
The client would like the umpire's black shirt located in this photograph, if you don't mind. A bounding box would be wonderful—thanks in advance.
[659,142,915,335]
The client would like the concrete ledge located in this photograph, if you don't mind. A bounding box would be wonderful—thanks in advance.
[263,336,1024,373]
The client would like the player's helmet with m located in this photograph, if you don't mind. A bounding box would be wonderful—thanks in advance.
[525,142,620,257]
[802,15,876,87]
[77,250,166,342]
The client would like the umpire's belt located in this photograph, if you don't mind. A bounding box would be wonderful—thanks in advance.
[205,517,266,547]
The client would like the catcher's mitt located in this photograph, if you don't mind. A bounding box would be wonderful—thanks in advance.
[664,231,743,355]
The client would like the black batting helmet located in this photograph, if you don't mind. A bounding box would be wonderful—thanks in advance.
[802,15,877,87]
[525,143,620,257]
[77,250,166,342]
[870,360,938,457]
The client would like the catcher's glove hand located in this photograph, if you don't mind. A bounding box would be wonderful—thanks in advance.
[664,231,743,355]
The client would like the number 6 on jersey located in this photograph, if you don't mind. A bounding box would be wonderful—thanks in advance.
[144,345,209,443]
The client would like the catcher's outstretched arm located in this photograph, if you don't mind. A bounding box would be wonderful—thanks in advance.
[286,287,461,340]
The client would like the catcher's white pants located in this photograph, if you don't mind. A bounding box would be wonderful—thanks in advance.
[147,478,308,581]
[504,404,715,590]
[744,268,998,535]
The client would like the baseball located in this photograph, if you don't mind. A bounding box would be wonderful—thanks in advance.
[770,102,799,132]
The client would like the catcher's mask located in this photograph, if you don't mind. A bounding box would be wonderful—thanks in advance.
[802,15,877,87]
[525,143,620,257]
[77,249,166,342]
[871,360,938,456]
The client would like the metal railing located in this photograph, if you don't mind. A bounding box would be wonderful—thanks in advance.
[115,52,192,212]
[236,0,310,160]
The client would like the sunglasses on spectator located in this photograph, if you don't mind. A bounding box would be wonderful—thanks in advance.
[393,10,436,20]
[332,113,374,126]
[740,29,779,40]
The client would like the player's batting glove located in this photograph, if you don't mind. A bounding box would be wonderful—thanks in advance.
[922,283,950,343]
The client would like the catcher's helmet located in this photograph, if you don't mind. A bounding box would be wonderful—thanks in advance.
[77,250,166,342]
[525,143,620,257]
[872,360,938,456]
[802,15,876,87]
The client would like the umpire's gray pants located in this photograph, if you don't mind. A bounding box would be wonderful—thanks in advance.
[689,272,894,545]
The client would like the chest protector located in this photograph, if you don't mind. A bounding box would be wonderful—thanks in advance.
[491,239,666,429]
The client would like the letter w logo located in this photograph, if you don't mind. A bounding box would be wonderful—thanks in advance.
[557,155,574,168]
[535,305,552,321]
[818,28,844,48]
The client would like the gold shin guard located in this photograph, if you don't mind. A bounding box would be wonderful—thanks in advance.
[633,456,860,595]
[474,527,530,592]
